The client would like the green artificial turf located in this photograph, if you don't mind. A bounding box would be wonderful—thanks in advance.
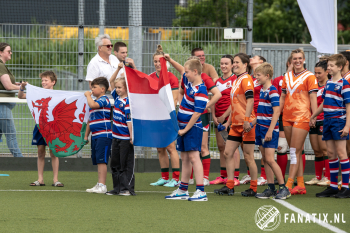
[0,171,349,233]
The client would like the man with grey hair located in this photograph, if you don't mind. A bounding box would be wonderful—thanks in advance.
[85,34,135,91]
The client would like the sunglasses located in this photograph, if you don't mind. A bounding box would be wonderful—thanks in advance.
[102,44,113,48]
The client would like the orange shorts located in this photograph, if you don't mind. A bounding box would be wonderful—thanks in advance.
[228,125,255,144]
[283,121,310,132]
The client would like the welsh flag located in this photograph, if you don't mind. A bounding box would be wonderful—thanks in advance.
[26,84,89,157]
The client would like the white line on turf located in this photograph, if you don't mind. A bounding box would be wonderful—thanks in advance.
[0,190,171,193]
[273,199,347,233]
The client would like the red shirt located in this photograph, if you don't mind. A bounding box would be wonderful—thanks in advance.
[181,73,215,114]
[214,74,237,119]
[272,75,284,96]
[252,77,263,114]
[316,84,325,121]
[149,71,179,90]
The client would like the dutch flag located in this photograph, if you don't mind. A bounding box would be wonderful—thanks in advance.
[124,57,179,148]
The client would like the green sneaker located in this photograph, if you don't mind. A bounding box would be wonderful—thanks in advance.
[163,179,180,187]
[150,178,169,186]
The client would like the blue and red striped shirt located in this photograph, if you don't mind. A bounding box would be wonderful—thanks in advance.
[111,90,131,140]
[257,85,280,132]
[89,95,112,140]
[322,78,350,119]
[178,73,208,128]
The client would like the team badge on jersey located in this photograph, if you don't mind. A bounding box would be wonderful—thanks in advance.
[119,103,124,108]
[334,85,340,91]
[190,90,194,95]
[264,92,267,98]
[226,81,232,88]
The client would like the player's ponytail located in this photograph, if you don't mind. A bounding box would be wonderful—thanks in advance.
[153,44,165,58]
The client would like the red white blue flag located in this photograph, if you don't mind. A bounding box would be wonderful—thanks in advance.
[125,57,179,148]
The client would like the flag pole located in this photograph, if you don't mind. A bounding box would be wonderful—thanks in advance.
[334,0,337,54]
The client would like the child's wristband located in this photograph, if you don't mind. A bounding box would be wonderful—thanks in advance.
[20,88,24,92]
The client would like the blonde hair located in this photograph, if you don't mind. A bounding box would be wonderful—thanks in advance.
[184,59,202,74]
[255,62,274,79]
[187,56,200,61]
[291,48,305,59]
[328,54,347,70]
[153,44,164,59]
[319,55,330,62]
[114,76,127,91]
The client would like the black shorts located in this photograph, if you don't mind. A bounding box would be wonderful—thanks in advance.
[279,115,284,132]
[200,113,210,132]
[309,121,323,135]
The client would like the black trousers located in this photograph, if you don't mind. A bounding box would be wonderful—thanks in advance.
[110,138,135,194]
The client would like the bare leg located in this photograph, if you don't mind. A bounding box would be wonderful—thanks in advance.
[98,163,107,185]
[180,152,191,183]
[243,144,257,181]
[37,145,46,184]
[50,150,59,183]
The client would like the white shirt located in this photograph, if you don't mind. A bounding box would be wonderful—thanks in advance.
[85,53,124,83]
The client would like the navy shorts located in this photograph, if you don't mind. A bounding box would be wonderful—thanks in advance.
[323,118,349,141]
[91,137,112,165]
[32,125,47,146]
[255,124,279,149]
[176,126,203,152]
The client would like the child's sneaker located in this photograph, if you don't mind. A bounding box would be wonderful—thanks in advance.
[290,186,306,195]
[240,175,251,184]
[241,188,257,197]
[188,189,208,201]
[317,177,330,186]
[316,187,339,197]
[119,190,131,196]
[188,179,194,185]
[214,186,234,196]
[209,176,226,185]
[255,188,276,199]
[93,184,107,194]
[305,177,321,185]
[257,176,267,186]
[150,178,169,186]
[203,178,210,186]
[105,189,119,195]
[275,187,291,199]
[86,183,99,193]
[163,179,180,187]
[165,188,189,200]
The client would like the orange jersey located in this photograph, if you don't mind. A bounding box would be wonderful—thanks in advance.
[282,70,318,123]
[343,70,350,81]
[230,73,255,125]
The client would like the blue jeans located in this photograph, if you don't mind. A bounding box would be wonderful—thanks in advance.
[0,103,23,157]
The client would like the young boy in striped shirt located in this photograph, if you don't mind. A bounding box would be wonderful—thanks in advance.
[310,54,350,198]
[251,63,291,199]
[84,77,113,194]
[164,57,209,201]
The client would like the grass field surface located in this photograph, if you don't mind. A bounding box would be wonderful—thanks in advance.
[0,171,349,233]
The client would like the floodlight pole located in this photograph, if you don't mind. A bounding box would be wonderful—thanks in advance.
[247,0,253,56]
[78,0,84,91]
[99,0,105,35]
[129,0,143,72]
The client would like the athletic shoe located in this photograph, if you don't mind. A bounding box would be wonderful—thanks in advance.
[234,178,240,186]
[188,189,208,201]
[209,176,227,185]
[290,185,306,195]
[305,177,321,185]
[316,187,339,197]
[240,175,251,184]
[214,186,234,196]
[105,189,119,195]
[189,179,194,185]
[119,190,131,196]
[93,184,107,194]
[275,187,291,200]
[241,188,257,197]
[165,188,189,200]
[257,176,267,186]
[255,188,276,199]
[317,177,330,186]
[163,179,180,187]
[334,187,350,198]
[86,183,99,193]
[150,178,169,186]
[203,178,210,186]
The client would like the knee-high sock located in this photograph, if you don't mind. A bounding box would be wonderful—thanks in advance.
[315,157,324,180]
[277,153,288,179]
[202,155,211,180]
[324,156,330,180]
